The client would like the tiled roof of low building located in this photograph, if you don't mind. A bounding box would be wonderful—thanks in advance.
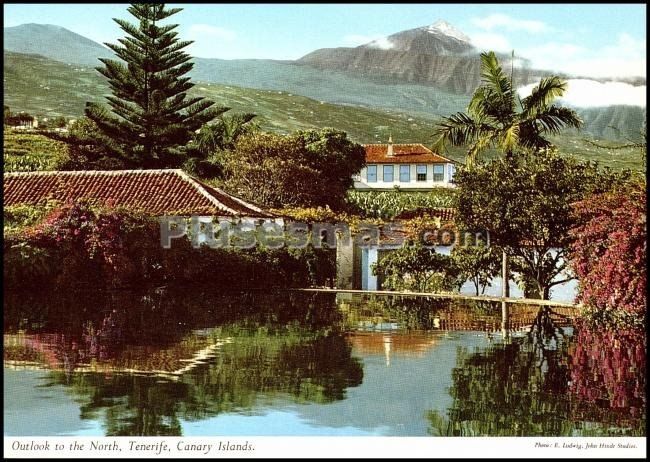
[363,143,456,164]
[3,169,275,218]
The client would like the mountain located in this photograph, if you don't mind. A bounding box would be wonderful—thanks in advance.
[3,50,643,171]
[360,20,475,55]
[3,23,645,145]
[3,23,113,66]
[297,20,547,94]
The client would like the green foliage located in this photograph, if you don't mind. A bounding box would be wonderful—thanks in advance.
[372,242,459,293]
[451,243,501,296]
[345,189,455,219]
[3,129,70,172]
[223,128,365,209]
[454,148,629,299]
[183,112,258,178]
[47,117,130,170]
[53,4,220,168]
[3,203,58,236]
[3,200,337,291]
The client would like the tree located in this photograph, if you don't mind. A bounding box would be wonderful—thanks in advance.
[454,149,626,299]
[568,184,646,319]
[372,242,459,293]
[50,4,221,168]
[432,51,583,299]
[451,243,501,296]
[223,128,365,209]
[55,117,126,170]
[195,112,257,154]
[433,51,583,165]
[183,112,258,178]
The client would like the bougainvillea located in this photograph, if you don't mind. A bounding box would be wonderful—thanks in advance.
[568,185,646,317]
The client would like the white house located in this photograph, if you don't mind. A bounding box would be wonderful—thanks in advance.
[354,137,457,190]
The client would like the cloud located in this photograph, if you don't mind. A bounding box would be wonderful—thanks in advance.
[187,24,236,42]
[518,79,646,108]
[467,32,511,52]
[519,34,646,79]
[471,14,549,34]
[343,34,393,49]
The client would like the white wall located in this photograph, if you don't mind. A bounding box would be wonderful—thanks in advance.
[354,163,455,190]
[361,248,379,290]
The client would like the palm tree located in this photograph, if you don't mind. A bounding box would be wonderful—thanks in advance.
[433,51,582,166]
[195,112,257,154]
[433,51,583,299]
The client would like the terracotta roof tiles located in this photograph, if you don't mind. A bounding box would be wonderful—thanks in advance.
[363,143,455,164]
[3,169,275,218]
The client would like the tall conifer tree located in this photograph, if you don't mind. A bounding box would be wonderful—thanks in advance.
[83,3,221,167]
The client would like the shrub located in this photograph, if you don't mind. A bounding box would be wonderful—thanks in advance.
[4,200,337,291]
[569,185,646,319]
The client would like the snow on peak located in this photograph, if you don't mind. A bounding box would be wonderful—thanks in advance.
[424,20,471,43]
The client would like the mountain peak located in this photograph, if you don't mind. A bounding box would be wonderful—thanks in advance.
[422,20,471,43]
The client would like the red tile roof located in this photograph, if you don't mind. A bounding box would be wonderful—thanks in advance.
[363,143,455,164]
[3,169,275,218]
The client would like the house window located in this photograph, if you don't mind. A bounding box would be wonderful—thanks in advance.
[416,165,427,181]
[383,165,394,182]
[448,164,456,182]
[433,164,445,182]
[367,165,377,183]
[399,165,410,182]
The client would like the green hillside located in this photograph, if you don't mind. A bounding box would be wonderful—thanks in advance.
[3,51,644,170]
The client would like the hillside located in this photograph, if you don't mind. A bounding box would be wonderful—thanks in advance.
[2,51,442,146]
[4,24,645,143]
[3,23,113,66]
[3,51,643,170]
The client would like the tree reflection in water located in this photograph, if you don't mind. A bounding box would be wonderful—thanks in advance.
[428,307,646,436]
[4,290,364,436]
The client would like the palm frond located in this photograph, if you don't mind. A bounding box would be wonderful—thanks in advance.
[532,105,583,135]
[477,52,516,117]
[433,112,490,150]
[521,76,568,118]
[499,124,520,153]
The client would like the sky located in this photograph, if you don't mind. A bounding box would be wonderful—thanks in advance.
[3,3,647,79]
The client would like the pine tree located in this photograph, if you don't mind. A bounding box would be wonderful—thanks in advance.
[82,3,222,168]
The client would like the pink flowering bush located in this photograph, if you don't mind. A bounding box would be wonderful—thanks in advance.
[6,200,160,288]
[569,185,646,318]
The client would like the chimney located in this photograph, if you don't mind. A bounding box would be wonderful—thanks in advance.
[387,134,394,157]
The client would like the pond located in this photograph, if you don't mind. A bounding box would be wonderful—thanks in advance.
[3,289,646,437]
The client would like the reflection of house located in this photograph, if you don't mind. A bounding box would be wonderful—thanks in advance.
[3,169,274,218]
[3,331,230,376]
[347,332,441,366]
[354,137,457,190]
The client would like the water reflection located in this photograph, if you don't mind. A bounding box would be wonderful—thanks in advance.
[427,308,646,436]
[3,290,646,436]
